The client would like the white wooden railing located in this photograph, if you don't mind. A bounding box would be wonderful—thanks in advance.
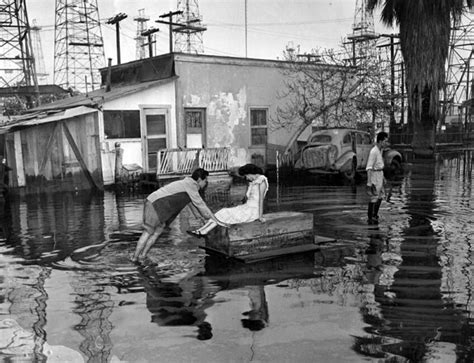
[156,147,230,176]
[276,149,294,169]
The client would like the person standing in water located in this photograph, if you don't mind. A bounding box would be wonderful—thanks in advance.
[366,132,389,224]
[132,168,227,262]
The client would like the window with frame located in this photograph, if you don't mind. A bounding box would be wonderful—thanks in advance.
[104,110,141,139]
[250,108,268,146]
[342,133,352,144]
[185,108,205,133]
[363,134,372,144]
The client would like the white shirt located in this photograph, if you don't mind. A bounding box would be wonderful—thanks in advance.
[366,145,384,171]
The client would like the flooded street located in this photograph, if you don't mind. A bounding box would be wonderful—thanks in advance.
[1,153,473,362]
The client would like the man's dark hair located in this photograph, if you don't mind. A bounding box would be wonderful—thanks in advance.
[376,132,388,143]
[238,163,264,176]
[191,168,209,181]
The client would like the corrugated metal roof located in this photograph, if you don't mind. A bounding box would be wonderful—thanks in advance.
[0,77,176,133]
[20,76,176,113]
[0,106,98,134]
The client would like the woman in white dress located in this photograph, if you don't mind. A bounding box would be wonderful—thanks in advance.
[188,164,268,237]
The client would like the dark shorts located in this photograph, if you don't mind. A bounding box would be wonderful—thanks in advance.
[143,200,164,234]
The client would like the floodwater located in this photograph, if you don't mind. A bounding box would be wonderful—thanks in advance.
[0,153,473,363]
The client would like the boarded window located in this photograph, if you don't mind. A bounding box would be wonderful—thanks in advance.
[104,110,140,138]
[250,108,267,146]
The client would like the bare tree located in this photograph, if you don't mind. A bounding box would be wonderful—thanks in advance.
[274,44,393,154]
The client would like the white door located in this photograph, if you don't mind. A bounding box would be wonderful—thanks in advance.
[142,108,169,172]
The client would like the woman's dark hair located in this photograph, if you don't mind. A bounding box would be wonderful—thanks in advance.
[238,164,263,176]
[191,168,209,181]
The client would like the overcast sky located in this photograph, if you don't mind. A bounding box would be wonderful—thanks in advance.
[27,0,391,82]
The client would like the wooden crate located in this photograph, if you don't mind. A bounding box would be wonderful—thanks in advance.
[204,211,314,258]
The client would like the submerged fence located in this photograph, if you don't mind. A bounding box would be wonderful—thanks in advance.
[390,132,469,145]
[156,147,230,176]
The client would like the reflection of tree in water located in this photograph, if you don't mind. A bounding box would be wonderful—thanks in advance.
[71,272,114,362]
[278,245,363,302]
[355,160,471,361]
[4,191,112,362]
[0,196,55,360]
[0,265,51,360]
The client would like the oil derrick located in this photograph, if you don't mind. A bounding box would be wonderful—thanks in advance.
[444,6,474,119]
[174,0,206,53]
[30,20,48,84]
[134,9,150,60]
[54,0,105,94]
[345,0,381,130]
[346,0,406,134]
[346,0,378,66]
[0,0,39,112]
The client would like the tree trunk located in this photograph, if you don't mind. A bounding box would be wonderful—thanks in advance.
[283,121,311,155]
[412,119,435,157]
[411,86,436,158]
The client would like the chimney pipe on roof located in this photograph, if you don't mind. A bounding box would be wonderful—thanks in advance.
[106,58,112,92]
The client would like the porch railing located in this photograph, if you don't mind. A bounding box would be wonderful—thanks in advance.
[390,132,467,145]
[156,147,230,176]
[276,149,295,169]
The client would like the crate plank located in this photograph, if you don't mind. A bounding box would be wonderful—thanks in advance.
[204,211,315,257]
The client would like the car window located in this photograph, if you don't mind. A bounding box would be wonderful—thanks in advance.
[356,133,363,145]
[310,135,332,143]
[342,133,351,144]
[363,134,372,144]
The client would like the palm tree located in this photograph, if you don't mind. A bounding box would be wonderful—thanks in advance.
[367,0,472,157]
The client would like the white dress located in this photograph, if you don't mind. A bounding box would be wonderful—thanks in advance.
[215,175,268,224]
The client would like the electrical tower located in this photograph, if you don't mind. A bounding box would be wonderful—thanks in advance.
[174,0,206,53]
[134,9,150,60]
[444,6,474,118]
[30,20,48,84]
[54,0,106,94]
[0,0,39,97]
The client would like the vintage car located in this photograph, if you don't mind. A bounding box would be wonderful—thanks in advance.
[294,128,403,180]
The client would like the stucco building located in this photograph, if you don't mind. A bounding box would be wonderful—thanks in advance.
[0,52,318,193]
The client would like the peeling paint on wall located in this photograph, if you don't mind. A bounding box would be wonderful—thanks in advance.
[184,87,248,148]
[206,88,247,147]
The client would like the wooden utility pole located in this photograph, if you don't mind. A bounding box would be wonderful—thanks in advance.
[156,10,206,53]
[378,34,402,135]
[156,10,183,53]
[106,13,128,65]
[141,28,160,57]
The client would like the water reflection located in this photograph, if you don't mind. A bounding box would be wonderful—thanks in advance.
[356,159,472,362]
[0,152,473,361]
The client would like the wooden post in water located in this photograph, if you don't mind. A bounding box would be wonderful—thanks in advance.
[114,142,124,183]
[276,150,280,186]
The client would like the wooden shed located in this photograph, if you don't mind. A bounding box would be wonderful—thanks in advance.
[2,106,103,193]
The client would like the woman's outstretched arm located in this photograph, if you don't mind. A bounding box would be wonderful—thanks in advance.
[257,179,268,222]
